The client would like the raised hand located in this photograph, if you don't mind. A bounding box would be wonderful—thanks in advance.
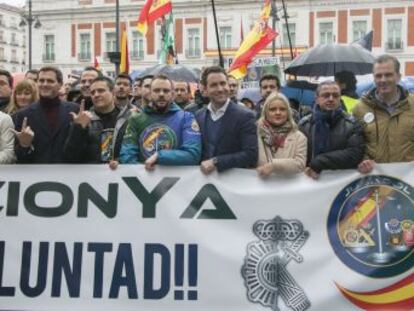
[70,100,92,129]
[12,117,34,148]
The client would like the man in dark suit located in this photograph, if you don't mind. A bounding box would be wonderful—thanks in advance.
[13,66,79,163]
[195,66,257,174]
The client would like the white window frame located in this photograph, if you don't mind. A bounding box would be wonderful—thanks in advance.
[131,30,145,60]
[78,32,92,61]
[185,26,202,58]
[384,16,405,51]
[219,25,232,49]
[316,18,336,45]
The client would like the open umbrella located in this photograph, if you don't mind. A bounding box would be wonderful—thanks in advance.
[137,64,200,83]
[284,44,375,77]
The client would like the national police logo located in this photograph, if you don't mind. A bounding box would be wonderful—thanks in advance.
[139,123,178,159]
[242,216,311,311]
[327,175,414,278]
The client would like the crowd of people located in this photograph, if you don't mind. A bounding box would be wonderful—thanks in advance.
[0,53,412,179]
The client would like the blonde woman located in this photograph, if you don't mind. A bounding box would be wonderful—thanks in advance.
[6,79,38,115]
[257,92,307,177]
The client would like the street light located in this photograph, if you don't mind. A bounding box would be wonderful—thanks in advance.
[19,0,41,70]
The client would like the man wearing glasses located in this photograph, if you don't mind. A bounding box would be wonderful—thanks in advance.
[299,81,365,179]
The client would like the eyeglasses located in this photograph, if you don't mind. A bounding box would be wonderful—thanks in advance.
[319,92,341,99]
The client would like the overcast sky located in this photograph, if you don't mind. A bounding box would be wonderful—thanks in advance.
[2,0,25,7]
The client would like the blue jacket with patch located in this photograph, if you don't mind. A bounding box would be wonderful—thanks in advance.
[119,103,201,165]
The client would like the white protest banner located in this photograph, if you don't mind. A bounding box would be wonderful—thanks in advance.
[0,163,414,311]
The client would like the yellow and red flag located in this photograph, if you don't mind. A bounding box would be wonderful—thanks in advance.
[94,56,101,71]
[119,30,130,74]
[336,272,414,310]
[137,0,172,35]
[229,0,277,79]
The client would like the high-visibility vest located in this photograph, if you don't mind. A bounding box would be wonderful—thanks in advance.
[342,95,359,113]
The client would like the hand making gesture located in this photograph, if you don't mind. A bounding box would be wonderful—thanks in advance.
[12,116,34,148]
[70,100,92,129]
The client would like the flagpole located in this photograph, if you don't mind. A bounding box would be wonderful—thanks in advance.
[211,0,224,68]
[115,0,120,75]
[280,0,294,60]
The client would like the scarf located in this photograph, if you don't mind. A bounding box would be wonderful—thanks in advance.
[313,104,342,157]
[259,119,292,155]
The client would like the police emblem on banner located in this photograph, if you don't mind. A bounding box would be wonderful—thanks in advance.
[242,216,311,311]
[328,175,414,310]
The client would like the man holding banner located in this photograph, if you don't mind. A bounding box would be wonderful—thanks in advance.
[119,74,201,170]
[299,81,365,179]
[195,66,257,174]
[354,54,414,174]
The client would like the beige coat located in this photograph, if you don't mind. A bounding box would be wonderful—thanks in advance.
[257,129,307,174]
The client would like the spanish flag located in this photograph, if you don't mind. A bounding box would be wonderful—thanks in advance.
[336,272,414,310]
[94,56,101,71]
[229,0,277,79]
[137,0,172,35]
[119,30,129,74]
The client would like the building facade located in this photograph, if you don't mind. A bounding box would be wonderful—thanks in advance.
[0,3,26,73]
[29,0,414,78]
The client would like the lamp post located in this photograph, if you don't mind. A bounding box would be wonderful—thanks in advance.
[19,0,41,70]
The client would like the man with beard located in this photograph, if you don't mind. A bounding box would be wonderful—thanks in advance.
[0,70,12,112]
[118,74,201,170]
[173,80,191,109]
[64,76,130,163]
[13,66,78,163]
[76,66,102,110]
[139,75,153,108]
[114,73,132,109]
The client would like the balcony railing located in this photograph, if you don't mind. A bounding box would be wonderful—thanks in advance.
[386,40,403,51]
[0,39,6,44]
[185,48,201,58]
[42,53,55,62]
[130,50,144,60]
[78,52,91,62]
[10,40,18,46]
[10,58,19,64]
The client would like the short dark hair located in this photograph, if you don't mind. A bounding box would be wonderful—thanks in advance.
[201,66,227,86]
[25,69,39,77]
[91,76,115,91]
[0,69,13,87]
[316,80,340,95]
[115,73,132,84]
[39,66,63,84]
[141,75,154,84]
[375,54,400,74]
[134,77,143,86]
[259,74,281,89]
[151,74,173,89]
[334,71,357,93]
[82,66,103,78]
[174,79,191,93]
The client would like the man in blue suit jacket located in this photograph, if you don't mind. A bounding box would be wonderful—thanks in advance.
[13,66,79,163]
[195,66,258,174]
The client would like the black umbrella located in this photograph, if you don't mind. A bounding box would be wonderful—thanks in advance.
[284,44,375,77]
[137,64,200,83]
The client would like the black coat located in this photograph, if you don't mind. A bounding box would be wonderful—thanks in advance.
[195,101,258,172]
[13,101,79,163]
[299,111,365,173]
[63,105,131,163]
